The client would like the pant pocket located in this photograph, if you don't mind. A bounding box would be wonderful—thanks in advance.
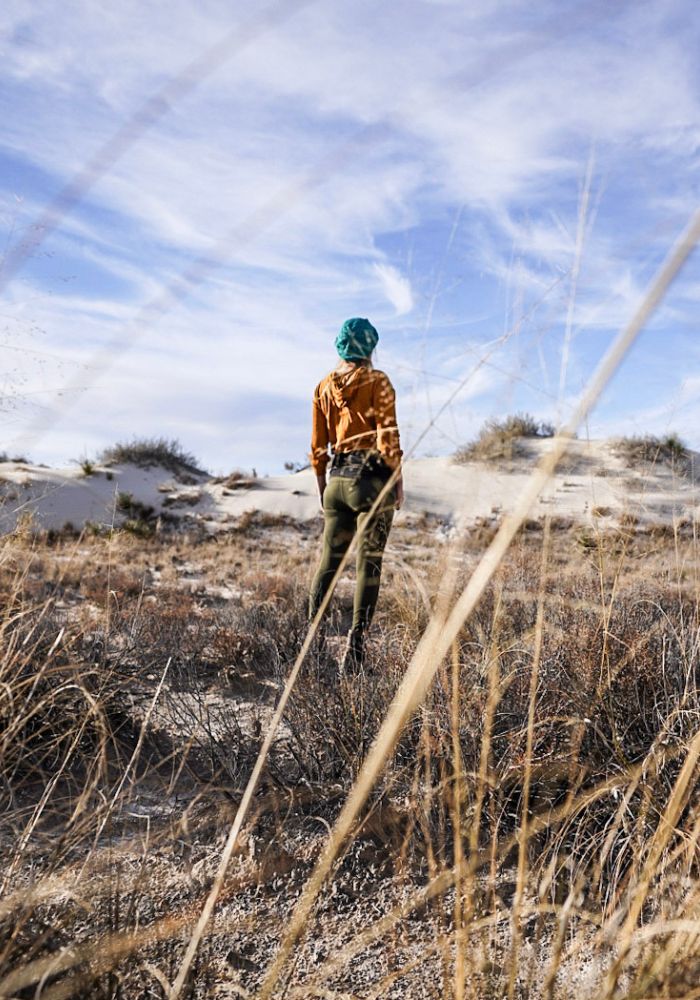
[349,475,392,512]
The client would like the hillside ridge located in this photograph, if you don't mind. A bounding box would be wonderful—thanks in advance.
[1,437,698,534]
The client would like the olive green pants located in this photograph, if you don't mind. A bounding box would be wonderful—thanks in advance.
[309,474,394,630]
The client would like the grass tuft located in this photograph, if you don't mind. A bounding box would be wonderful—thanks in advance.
[78,457,96,476]
[610,432,688,467]
[100,436,204,476]
[455,412,555,463]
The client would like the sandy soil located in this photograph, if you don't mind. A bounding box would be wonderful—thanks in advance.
[1,438,698,534]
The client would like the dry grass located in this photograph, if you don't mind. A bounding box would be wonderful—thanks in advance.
[0,512,699,998]
[610,432,689,468]
[454,413,555,464]
[100,437,205,477]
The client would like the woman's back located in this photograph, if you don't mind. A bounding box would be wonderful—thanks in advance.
[311,364,402,475]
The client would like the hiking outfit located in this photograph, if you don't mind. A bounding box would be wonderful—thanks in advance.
[308,318,402,670]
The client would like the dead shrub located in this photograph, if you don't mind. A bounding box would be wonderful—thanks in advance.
[611,432,688,468]
[455,412,555,463]
[100,437,204,477]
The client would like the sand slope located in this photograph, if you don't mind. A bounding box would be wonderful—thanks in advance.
[1,439,698,534]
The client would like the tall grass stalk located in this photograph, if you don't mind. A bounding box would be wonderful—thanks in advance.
[450,639,466,1000]
[506,515,552,999]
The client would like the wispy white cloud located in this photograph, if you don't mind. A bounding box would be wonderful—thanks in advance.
[373,263,413,315]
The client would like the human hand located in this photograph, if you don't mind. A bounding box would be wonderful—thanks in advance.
[316,473,326,514]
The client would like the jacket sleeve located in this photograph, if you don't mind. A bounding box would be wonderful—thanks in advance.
[373,373,402,470]
[309,384,330,476]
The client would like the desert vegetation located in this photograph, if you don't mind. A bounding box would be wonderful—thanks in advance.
[99,437,205,477]
[1,504,699,998]
[455,413,555,464]
[610,433,689,468]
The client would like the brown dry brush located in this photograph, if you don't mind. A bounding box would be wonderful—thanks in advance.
[1,525,700,997]
[0,570,119,815]
[0,538,232,997]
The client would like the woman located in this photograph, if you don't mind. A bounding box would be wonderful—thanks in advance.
[308,317,403,672]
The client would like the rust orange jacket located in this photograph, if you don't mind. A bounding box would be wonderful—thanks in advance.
[310,365,402,476]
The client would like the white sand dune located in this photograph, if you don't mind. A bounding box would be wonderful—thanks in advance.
[0,463,205,533]
[1,439,699,534]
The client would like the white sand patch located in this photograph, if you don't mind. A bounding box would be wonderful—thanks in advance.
[0,462,206,532]
[208,471,321,522]
[1,439,699,534]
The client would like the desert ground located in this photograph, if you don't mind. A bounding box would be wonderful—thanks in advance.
[1,437,699,534]
[1,435,700,998]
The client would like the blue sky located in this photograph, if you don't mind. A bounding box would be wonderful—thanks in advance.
[1,0,699,474]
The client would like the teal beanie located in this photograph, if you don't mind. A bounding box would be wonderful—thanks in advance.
[335,317,379,361]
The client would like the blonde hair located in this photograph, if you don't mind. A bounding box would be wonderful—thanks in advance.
[336,356,373,372]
